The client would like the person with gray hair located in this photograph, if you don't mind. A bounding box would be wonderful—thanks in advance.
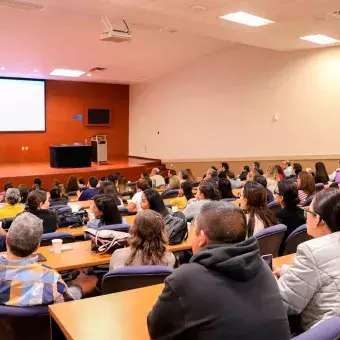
[205,167,219,188]
[150,167,166,187]
[0,212,77,306]
[0,188,24,219]
[148,201,290,340]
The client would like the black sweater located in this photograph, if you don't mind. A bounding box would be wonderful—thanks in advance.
[148,238,290,340]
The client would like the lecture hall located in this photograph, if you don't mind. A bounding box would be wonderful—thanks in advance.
[1,0,340,339]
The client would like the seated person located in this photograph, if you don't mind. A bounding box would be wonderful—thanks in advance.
[141,189,172,218]
[204,168,219,188]
[218,178,235,200]
[150,168,166,187]
[117,176,130,194]
[0,181,13,203]
[170,181,193,211]
[252,161,264,176]
[110,210,176,271]
[297,171,315,207]
[314,161,329,185]
[78,176,99,201]
[29,178,45,192]
[77,177,87,190]
[128,180,149,213]
[66,175,79,193]
[239,165,250,181]
[0,188,24,220]
[49,186,68,206]
[87,194,124,229]
[240,181,277,237]
[18,184,29,204]
[227,171,243,189]
[178,170,189,183]
[98,180,123,207]
[0,213,75,306]
[162,176,181,198]
[276,189,340,331]
[218,162,229,179]
[253,175,274,204]
[183,182,220,221]
[148,202,290,339]
[27,190,57,234]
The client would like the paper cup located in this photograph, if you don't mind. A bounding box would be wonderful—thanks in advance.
[172,206,179,213]
[52,239,63,254]
[187,222,192,231]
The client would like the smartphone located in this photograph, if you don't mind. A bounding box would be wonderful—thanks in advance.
[262,254,273,270]
[32,253,47,262]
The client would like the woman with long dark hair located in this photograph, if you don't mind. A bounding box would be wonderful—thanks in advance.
[218,178,235,199]
[314,162,329,184]
[66,176,79,193]
[109,210,176,270]
[240,181,277,237]
[297,171,315,207]
[98,180,122,206]
[141,189,170,218]
[170,181,193,211]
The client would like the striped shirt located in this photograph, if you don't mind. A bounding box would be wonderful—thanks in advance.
[298,190,308,207]
[0,255,73,307]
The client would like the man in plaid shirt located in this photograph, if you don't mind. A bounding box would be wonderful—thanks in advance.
[0,212,74,306]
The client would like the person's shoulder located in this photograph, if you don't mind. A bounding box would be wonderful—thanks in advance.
[301,232,340,253]
[167,262,206,288]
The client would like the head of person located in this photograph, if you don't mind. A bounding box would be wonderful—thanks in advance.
[274,180,300,208]
[141,189,169,217]
[5,188,21,206]
[168,169,177,178]
[98,180,121,206]
[178,170,189,181]
[92,194,122,225]
[253,161,261,170]
[50,186,61,200]
[218,178,234,199]
[306,189,340,238]
[243,165,250,173]
[107,172,119,185]
[168,176,180,190]
[281,161,290,170]
[293,163,302,176]
[315,161,329,183]
[297,171,315,196]
[185,168,195,181]
[6,213,43,258]
[206,168,218,180]
[275,165,285,178]
[127,210,167,266]
[253,175,268,189]
[78,177,85,186]
[192,201,247,254]
[196,182,220,201]
[137,179,150,192]
[246,169,260,181]
[67,176,79,191]
[4,181,13,192]
[53,179,61,186]
[151,168,160,177]
[18,184,28,204]
[221,162,229,172]
[27,190,49,211]
[33,178,42,188]
[266,165,279,181]
[88,176,99,189]
[179,181,193,201]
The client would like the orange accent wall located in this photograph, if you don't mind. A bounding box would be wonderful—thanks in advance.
[0,80,129,163]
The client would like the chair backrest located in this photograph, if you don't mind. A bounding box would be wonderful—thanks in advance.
[161,189,179,199]
[0,235,6,252]
[254,224,287,258]
[101,265,173,295]
[40,232,75,246]
[267,201,281,215]
[329,182,339,189]
[292,317,340,339]
[315,183,324,192]
[301,195,314,207]
[118,206,136,217]
[191,180,200,188]
[97,223,130,232]
[0,217,15,230]
[221,198,237,202]
[283,224,313,256]
[0,305,50,340]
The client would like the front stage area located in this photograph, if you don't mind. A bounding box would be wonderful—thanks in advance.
[0,157,161,189]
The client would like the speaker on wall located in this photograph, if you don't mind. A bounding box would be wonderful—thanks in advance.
[85,108,111,127]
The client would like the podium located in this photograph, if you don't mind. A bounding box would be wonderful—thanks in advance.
[91,135,107,163]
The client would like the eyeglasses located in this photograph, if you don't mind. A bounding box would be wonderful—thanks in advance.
[303,208,319,219]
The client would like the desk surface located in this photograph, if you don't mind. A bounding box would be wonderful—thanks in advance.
[68,200,93,210]
[49,284,164,340]
[273,253,295,269]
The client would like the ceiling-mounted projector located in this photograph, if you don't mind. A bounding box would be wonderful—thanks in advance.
[100,17,132,43]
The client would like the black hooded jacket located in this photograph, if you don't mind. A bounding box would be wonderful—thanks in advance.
[147,237,290,340]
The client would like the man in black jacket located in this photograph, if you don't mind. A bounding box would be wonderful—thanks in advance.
[147,201,290,340]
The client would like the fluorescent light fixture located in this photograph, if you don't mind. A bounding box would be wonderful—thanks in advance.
[220,11,274,27]
[86,73,92,77]
[299,34,340,45]
[0,66,5,71]
[50,69,85,77]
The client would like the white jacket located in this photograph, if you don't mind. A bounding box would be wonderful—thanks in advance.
[277,232,340,330]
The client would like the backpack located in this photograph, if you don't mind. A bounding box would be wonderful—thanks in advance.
[50,206,88,228]
[335,171,340,184]
[164,213,188,245]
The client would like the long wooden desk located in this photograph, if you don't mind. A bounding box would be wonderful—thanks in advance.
[49,284,164,340]
[273,253,295,269]
[68,200,93,210]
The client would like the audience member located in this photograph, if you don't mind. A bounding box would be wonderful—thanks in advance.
[87,194,123,229]
[98,180,122,206]
[185,168,196,181]
[49,186,68,206]
[227,171,243,189]
[78,177,86,189]
[18,184,28,204]
[170,181,193,211]
[253,175,274,204]
[107,172,119,188]
[291,163,302,180]
[239,165,250,181]
[297,171,315,207]
[27,190,57,233]
[205,168,219,188]
[168,175,180,190]
[66,175,79,193]
[0,188,24,219]
[274,180,306,254]
[265,165,279,193]
[78,176,99,201]
[0,213,76,306]
[275,165,286,181]
[329,168,340,183]
[117,176,130,194]
[218,162,229,178]
[218,178,235,200]
[110,210,176,271]
[178,170,189,183]
[276,189,340,331]
[30,178,45,192]
[0,181,13,202]
[240,181,277,237]
[183,182,220,221]
[141,189,171,218]
[150,168,166,187]
[281,161,293,177]
[148,202,290,339]
[128,180,149,213]
[252,161,264,175]
[246,169,260,181]
[168,169,177,178]
[314,161,329,185]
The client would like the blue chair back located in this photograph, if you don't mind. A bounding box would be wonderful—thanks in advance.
[40,232,75,246]
[0,305,50,340]
[283,224,313,255]
[254,224,287,258]
[315,183,324,192]
[267,201,281,215]
[301,195,314,207]
[292,317,340,339]
[0,217,15,230]
[97,223,130,232]
[118,206,136,217]
[101,265,173,295]
[0,235,6,252]
[161,189,179,199]
[221,198,237,202]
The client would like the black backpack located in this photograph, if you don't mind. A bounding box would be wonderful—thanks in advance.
[164,212,188,245]
[50,206,88,228]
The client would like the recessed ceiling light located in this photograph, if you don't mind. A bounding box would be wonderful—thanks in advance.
[299,34,339,45]
[220,11,274,27]
[50,69,85,77]
[33,69,39,73]
[0,66,5,71]
[86,73,92,77]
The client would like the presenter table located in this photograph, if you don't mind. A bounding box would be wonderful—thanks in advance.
[49,145,92,168]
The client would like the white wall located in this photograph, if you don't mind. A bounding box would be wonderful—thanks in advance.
[129,44,340,161]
